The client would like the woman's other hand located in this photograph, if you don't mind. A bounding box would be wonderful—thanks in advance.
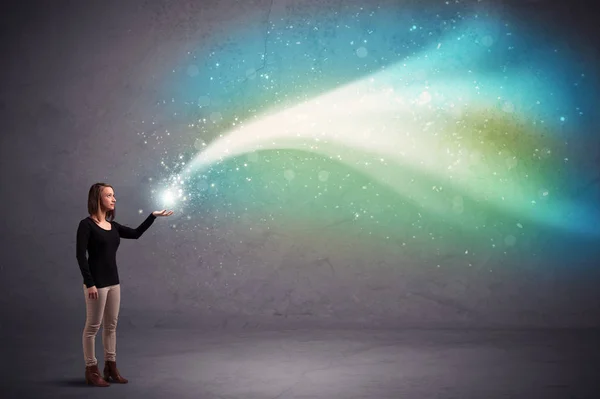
[87,286,98,300]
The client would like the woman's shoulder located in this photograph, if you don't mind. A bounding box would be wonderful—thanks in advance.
[77,217,92,233]
[79,216,95,226]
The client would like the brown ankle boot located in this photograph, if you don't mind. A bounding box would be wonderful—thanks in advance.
[103,360,128,383]
[85,364,110,387]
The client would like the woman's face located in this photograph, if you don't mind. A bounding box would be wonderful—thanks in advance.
[100,186,116,211]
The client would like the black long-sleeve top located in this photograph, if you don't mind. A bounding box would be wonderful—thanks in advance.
[76,213,156,288]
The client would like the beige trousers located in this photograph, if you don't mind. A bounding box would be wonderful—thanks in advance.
[82,284,121,367]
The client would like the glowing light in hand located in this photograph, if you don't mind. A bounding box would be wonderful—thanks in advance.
[161,189,176,206]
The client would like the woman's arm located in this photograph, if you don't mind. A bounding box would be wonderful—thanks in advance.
[114,213,157,239]
[76,220,95,288]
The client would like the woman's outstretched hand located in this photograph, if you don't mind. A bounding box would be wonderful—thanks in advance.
[153,209,174,217]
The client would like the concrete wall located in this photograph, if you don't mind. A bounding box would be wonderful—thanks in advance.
[1,0,599,330]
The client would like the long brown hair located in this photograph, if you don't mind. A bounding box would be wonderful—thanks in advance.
[87,182,115,222]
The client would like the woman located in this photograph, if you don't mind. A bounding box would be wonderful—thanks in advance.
[76,182,173,387]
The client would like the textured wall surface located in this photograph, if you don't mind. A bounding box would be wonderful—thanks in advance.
[1,0,599,330]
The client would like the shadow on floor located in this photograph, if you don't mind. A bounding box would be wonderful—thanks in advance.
[45,378,89,388]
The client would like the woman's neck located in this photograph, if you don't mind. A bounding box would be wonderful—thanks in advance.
[91,211,107,223]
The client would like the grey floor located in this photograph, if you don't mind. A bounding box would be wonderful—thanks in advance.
[2,323,598,399]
